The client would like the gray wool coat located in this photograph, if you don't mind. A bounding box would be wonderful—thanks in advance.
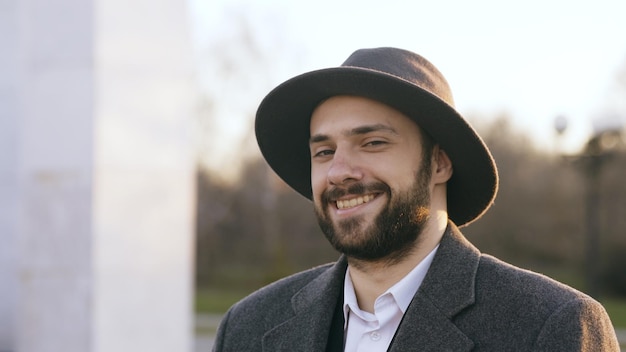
[212,223,620,351]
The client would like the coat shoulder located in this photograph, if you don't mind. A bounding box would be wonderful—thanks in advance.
[473,253,595,327]
[237,263,334,308]
[476,254,585,304]
[213,262,339,351]
[233,262,336,315]
[459,254,619,350]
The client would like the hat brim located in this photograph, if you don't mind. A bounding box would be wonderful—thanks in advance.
[255,66,497,227]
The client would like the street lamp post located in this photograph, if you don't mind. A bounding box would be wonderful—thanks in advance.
[554,117,624,299]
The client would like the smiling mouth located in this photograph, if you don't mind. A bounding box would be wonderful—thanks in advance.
[336,194,377,210]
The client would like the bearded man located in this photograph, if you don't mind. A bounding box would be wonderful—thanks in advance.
[212,47,619,352]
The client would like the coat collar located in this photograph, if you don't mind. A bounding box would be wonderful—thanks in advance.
[262,222,479,351]
[389,222,478,351]
[262,257,348,351]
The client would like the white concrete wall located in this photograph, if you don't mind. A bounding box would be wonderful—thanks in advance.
[0,0,195,350]
[15,0,96,348]
[93,0,195,350]
[0,1,19,349]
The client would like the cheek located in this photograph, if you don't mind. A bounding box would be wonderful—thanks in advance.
[310,166,327,196]
[378,162,423,191]
[374,159,414,180]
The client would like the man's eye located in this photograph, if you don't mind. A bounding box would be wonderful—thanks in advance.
[364,140,387,147]
[313,149,334,157]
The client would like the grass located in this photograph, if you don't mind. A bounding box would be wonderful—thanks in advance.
[601,298,626,328]
[195,288,252,314]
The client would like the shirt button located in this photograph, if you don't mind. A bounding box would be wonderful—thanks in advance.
[370,331,381,341]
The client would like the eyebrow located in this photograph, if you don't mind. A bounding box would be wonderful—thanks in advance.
[309,123,398,144]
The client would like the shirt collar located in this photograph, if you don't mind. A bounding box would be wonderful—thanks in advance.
[343,245,439,324]
[389,245,439,312]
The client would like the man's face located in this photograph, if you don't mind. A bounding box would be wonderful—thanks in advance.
[309,96,434,262]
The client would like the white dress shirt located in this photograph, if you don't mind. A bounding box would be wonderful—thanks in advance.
[342,246,439,352]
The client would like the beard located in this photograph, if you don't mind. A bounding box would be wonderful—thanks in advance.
[314,165,432,264]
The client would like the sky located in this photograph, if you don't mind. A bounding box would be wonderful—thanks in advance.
[188,0,626,176]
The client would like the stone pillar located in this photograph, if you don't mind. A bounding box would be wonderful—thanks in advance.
[93,0,195,350]
[0,0,96,350]
[0,0,195,351]
[0,1,19,348]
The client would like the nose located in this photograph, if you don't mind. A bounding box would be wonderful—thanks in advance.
[326,150,363,186]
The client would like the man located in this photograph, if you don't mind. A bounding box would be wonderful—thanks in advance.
[213,47,619,351]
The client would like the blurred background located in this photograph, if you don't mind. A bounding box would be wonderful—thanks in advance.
[1,0,625,351]
[192,0,626,349]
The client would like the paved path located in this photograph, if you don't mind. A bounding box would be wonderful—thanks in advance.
[195,314,626,351]
[195,314,220,352]
[617,329,626,350]
[195,334,215,352]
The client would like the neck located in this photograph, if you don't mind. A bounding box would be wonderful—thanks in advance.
[347,211,448,313]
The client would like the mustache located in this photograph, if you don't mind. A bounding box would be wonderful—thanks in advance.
[321,182,390,202]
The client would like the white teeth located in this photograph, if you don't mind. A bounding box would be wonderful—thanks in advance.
[336,194,375,210]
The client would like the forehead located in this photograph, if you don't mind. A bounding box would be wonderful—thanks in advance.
[310,95,421,136]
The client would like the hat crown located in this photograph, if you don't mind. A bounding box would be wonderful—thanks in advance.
[341,48,455,108]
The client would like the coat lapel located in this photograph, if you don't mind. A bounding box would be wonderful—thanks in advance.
[389,223,479,351]
[262,222,480,351]
[262,258,348,352]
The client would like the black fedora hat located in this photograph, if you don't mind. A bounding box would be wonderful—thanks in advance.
[255,47,498,227]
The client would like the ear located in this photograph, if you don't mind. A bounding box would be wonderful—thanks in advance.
[432,146,453,184]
